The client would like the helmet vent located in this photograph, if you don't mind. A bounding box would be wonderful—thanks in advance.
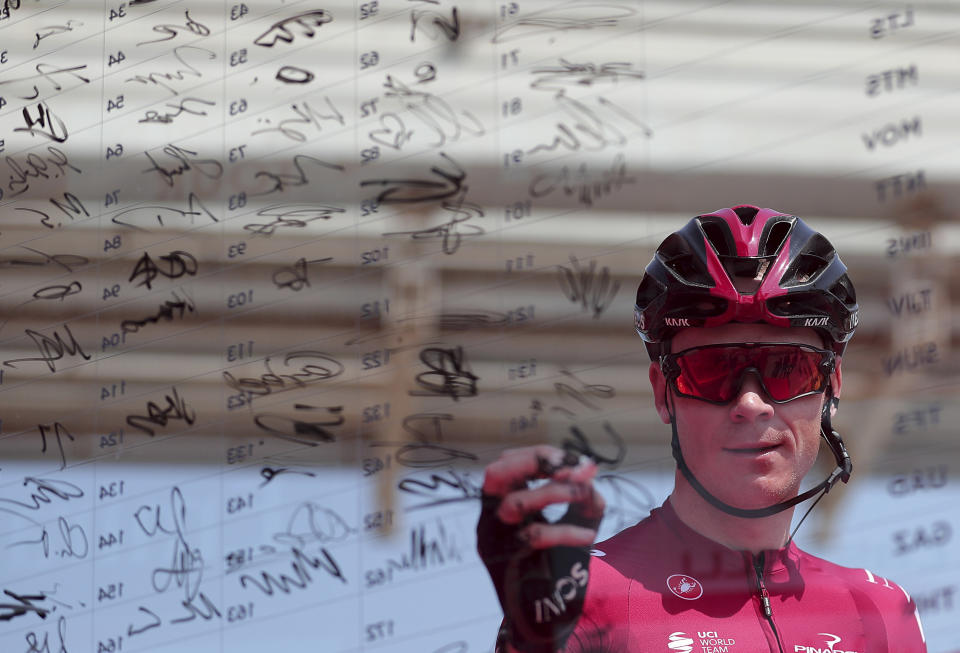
[761,220,793,256]
[658,234,714,286]
[635,274,663,307]
[779,233,836,287]
[699,220,735,256]
[732,205,759,225]
[767,292,835,318]
[830,274,856,306]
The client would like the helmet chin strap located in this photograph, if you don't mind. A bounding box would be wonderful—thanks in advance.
[667,386,853,520]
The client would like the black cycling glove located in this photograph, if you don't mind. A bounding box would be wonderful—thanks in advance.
[477,493,595,653]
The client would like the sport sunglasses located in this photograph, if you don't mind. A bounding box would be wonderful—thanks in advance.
[660,342,836,404]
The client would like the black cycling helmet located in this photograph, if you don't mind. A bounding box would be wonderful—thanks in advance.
[637,205,857,519]
[634,205,859,359]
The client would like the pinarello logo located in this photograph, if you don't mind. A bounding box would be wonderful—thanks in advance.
[667,632,694,652]
[666,574,703,600]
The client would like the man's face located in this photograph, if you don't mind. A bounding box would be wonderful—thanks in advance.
[649,323,842,509]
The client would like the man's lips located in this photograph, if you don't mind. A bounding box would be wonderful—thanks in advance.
[723,443,782,454]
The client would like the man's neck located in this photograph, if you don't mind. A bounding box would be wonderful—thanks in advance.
[667,477,796,553]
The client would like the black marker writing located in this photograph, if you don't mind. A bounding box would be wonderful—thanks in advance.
[275,65,314,84]
[139,97,215,124]
[223,351,344,401]
[410,3,459,42]
[15,100,68,142]
[3,324,90,372]
[252,155,344,196]
[4,146,81,198]
[37,422,75,470]
[128,251,198,290]
[120,288,196,334]
[34,20,82,50]
[0,62,90,101]
[526,94,652,156]
[125,45,215,97]
[254,10,333,47]
[137,10,210,46]
[142,144,223,187]
[240,547,346,595]
[411,346,479,400]
[251,98,344,142]
[494,3,636,43]
[0,246,88,272]
[0,590,49,622]
[399,468,482,510]
[0,477,84,517]
[126,386,196,436]
[254,405,344,446]
[243,204,345,236]
[259,466,316,487]
[127,606,162,636]
[530,59,645,91]
[371,413,479,467]
[112,192,217,230]
[557,255,621,318]
[32,281,82,302]
[530,153,635,206]
[272,256,333,291]
[24,614,67,653]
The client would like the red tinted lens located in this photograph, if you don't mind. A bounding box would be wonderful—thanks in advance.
[674,348,740,401]
[673,345,827,402]
[755,346,825,400]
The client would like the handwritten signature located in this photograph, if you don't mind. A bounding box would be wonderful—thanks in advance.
[2,323,90,373]
[243,204,345,237]
[494,3,636,43]
[530,153,635,206]
[525,93,652,156]
[139,96,215,124]
[223,351,344,400]
[142,143,223,187]
[530,59,645,91]
[126,386,196,436]
[120,288,197,334]
[251,98,344,142]
[126,45,215,97]
[111,192,217,230]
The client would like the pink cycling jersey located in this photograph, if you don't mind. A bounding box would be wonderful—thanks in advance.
[559,500,926,653]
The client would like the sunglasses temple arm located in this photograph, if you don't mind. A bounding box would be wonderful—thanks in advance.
[820,393,852,487]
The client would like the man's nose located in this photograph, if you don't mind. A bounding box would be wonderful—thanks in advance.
[729,370,775,423]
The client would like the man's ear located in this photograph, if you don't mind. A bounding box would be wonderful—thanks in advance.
[829,356,843,416]
[649,361,672,424]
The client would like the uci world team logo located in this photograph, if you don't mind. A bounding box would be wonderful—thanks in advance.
[667,632,694,653]
[666,574,703,600]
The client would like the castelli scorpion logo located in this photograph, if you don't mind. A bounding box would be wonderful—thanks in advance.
[666,574,704,600]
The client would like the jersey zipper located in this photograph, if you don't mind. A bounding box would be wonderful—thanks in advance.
[752,552,785,653]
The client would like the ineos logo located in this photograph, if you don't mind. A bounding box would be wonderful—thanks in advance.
[532,561,588,624]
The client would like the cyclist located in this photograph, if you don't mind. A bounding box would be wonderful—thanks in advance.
[478,206,926,653]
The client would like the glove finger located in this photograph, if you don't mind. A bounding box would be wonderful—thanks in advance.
[519,521,598,549]
[498,479,598,525]
[482,445,572,497]
[560,480,605,528]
